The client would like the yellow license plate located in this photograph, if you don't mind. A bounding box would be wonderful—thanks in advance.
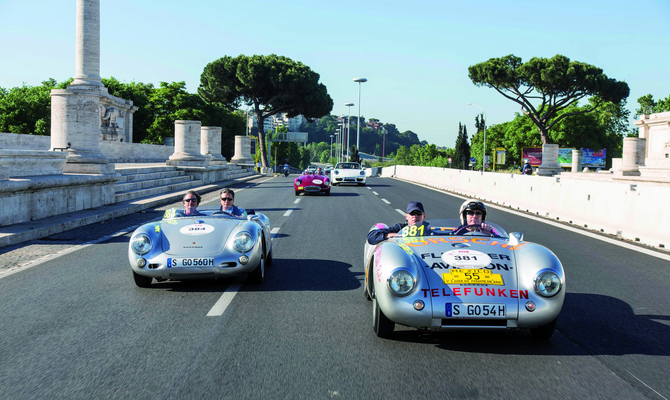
[442,269,504,285]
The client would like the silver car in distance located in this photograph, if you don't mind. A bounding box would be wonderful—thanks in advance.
[128,208,272,287]
[364,219,565,339]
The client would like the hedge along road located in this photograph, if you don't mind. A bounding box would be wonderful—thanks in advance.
[0,175,668,400]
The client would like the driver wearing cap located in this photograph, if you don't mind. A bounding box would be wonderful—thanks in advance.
[367,201,430,245]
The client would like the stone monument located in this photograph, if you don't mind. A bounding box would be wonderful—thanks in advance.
[201,126,227,165]
[166,120,208,167]
[536,144,562,176]
[231,136,254,164]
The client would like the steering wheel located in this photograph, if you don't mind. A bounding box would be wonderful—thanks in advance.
[210,210,234,217]
[453,224,497,237]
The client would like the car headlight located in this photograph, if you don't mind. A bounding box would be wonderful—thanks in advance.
[324,178,330,185]
[360,171,365,176]
[334,170,339,175]
[534,270,562,297]
[387,269,416,296]
[233,232,254,253]
[295,179,301,185]
[131,234,152,255]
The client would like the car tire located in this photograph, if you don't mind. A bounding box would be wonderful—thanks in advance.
[372,297,395,338]
[132,271,153,288]
[324,190,330,196]
[530,317,558,339]
[358,182,366,186]
[265,242,273,266]
[248,254,265,284]
[295,191,300,196]
[332,182,338,186]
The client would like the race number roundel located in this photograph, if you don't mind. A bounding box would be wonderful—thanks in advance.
[180,223,215,236]
[441,250,491,268]
[313,179,323,184]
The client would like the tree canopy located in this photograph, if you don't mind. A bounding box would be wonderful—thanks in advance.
[198,54,333,167]
[468,54,630,144]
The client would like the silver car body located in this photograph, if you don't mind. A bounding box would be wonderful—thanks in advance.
[364,219,565,338]
[128,208,272,286]
[332,162,366,186]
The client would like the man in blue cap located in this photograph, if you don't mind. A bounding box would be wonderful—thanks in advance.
[367,201,429,245]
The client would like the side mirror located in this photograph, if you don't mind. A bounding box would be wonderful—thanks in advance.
[508,232,523,246]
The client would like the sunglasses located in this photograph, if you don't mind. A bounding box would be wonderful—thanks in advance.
[466,210,483,216]
[183,198,198,203]
[220,197,234,201]
[408,211,423,216]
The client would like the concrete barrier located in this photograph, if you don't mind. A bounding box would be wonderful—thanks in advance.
[375,165,669,249]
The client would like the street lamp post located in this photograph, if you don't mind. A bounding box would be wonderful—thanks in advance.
[353,78,367,155]
[344,102,354,161]
[382,127,387,159]
[330,134,334,160]
[468,103,486,172]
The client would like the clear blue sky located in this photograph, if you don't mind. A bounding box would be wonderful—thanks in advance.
[1,0,669,148]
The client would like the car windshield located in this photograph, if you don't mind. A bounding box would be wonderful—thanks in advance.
[162,208,246,220]
[425,219,508,238]
[335,163,361,170]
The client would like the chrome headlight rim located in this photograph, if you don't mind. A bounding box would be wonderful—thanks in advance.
[233,232,254,253]
[387,268,416,297]
[131,233,152,255]
[533,269,562,298]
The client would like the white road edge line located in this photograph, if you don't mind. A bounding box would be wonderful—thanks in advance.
[408,179,670,261]
[627,371,668,400]
[283,209,293,217]
[206,276,245,317]
[381,199,391,205]
[396,209,405,216]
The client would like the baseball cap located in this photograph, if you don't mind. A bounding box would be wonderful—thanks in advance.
[406,201,424,214]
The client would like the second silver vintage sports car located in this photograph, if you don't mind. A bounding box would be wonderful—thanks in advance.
[128,208,273,287]
[364,219,565,339]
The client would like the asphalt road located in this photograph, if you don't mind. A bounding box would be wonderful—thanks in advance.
[1,176,669,400]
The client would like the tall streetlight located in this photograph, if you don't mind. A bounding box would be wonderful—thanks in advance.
[468,103,486,172]
[330,134,334,160]
[353,78,367,155]
[344,102,354,160]
[339,115,346,162]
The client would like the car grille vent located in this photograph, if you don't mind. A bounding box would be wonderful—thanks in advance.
[441,319,507,327]
[219,262,237,268]
[148,264,161,269]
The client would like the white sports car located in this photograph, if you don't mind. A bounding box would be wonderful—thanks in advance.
[331,162,366,186]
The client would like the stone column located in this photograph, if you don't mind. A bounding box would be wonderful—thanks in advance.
[537,143,562,176]
[201,126,227,165]
[230,136,254,164]
[72,0,102,87]
[571,149,583,172]
[167,120,208,167]
[615,137,646,176]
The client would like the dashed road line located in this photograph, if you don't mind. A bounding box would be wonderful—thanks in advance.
[372,191,379,195]
[381,199,391,205]
[294,198,301,204]
[283,209,293,217]
[271,227,280,238]
[206,276,245,317]
[396,209,405,216]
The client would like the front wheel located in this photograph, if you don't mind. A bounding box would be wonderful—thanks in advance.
[132,271,153,288]
[372,297,395,338]
[324,190,330,196]
[530,317,558,339]
[295,191,300,196]
[248,255,265,284]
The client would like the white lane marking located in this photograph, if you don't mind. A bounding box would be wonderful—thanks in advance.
[401,178,670,261]
[396,209,405,216]
[367,187,372,190]
[294,198,301,204]
[206,276,245,317]
[381,199,391,204]
[271,227,280,238]
[283,209,293,217]
[372,191,379,196]
[627,371,668,400]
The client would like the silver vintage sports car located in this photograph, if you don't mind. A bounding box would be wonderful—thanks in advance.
[364,219,565,339]
[128,208,273,287]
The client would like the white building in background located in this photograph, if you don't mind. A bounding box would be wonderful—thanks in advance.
[248,113,306,132]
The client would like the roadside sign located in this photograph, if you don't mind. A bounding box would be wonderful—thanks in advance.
[470,157,476,163]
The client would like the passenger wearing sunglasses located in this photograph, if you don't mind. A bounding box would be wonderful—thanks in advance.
[457,199,497,234]
[180,190,205,216]
[367,201,430,245]
[218,188,247,217]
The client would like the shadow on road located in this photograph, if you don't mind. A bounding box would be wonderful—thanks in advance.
[242,258,361,292]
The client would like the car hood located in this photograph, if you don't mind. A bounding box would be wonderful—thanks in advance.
[296,175,328,184]
[159,218,240,255]
[334,169,363,177]
[394,237,521,317]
